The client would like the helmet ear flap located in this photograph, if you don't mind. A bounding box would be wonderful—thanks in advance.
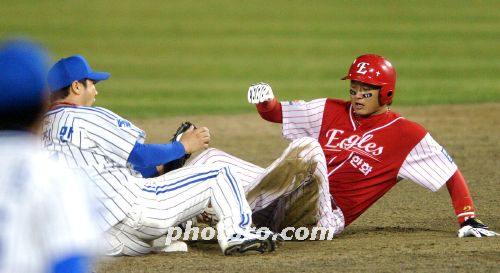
[385,90,394,105]
[378,86,393,105]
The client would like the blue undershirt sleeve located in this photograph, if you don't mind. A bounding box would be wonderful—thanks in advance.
[133,165,159,178]
[127,141,186,170]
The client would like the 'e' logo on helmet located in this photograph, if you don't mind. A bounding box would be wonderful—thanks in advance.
[356,62,370,75]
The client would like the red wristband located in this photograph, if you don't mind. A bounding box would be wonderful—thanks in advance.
[446,170,476,224]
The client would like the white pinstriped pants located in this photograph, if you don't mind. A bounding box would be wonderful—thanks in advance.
[187,137,345,236]
[104,165,252,256]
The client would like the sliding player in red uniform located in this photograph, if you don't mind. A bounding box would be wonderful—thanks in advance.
[247,54,497,238]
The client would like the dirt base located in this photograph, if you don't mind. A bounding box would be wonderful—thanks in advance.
[96,103,499,273]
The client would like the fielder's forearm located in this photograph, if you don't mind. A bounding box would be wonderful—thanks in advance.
[128,141,186,168]
[446,170,476,225]
[133,165,159,178]
[256,98,283,123]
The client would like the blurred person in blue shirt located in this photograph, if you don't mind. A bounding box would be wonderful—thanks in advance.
[0,38,102,273]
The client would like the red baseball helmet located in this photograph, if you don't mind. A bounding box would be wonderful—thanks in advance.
[341,54,396,105]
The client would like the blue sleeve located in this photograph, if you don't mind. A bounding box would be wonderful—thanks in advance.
[127,141,186,169]
[51,255,90,273]
[134,165,159,178]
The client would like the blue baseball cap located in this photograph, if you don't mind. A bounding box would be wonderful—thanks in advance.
[47,54,110,92]
[0,38,50,109]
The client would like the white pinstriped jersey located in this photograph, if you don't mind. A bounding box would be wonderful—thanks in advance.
[42,106,257,257]
[42,106,145,229]
[281,98,457,225]
[0,133,100,273]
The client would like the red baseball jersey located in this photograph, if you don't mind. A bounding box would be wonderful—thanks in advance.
[281,98,457,225]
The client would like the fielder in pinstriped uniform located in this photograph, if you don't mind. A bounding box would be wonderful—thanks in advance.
[0,40,101,273]
[42,55,281,256]
[242,54,497,238]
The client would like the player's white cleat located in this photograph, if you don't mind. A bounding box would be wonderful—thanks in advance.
[220,230,280,256]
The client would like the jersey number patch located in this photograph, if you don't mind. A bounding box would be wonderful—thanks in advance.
[59,126,74,143]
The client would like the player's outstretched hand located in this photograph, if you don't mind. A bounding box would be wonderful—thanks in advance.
[179,126,210,154]
[457,218,499,238]
[248,82,274,104]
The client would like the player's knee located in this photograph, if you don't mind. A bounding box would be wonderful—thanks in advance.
[293,137,321,149]
[291,137,323,156]
[292,137,323,159]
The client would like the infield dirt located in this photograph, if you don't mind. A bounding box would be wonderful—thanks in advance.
[96,103,499,273]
